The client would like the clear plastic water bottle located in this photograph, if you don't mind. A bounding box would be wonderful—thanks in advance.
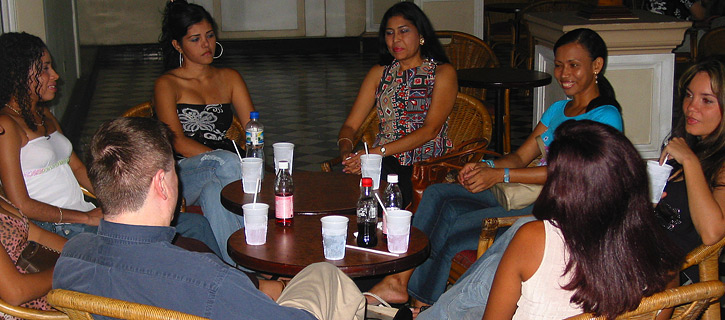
[383,174,403,238]
[357,177,378,248]
[274,160,294,227]
[245,111,265,178]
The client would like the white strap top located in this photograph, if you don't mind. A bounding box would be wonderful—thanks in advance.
[513,220,582,319]
[19,131,95,213]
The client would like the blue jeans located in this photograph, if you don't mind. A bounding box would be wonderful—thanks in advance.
[36,213,221,258]
[178,149,244,264]
[417,216,536,320]
[174,212,222,257]
[407,183,534,304]
[34,221,97,239]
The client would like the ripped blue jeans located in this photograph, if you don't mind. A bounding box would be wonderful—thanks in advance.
[178,149,244,264]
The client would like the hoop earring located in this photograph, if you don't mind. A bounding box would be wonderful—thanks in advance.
[214,42,224,59]
[178,52,184,67]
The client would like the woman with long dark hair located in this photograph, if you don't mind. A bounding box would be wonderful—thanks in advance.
[154,0,254,264]
[657,58,725,282]
[368,28,623,309]
[336,2,457,206]
[483,120,681,319]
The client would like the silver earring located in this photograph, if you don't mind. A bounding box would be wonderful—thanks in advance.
[178,52,184,67]
[594,72,598,84]
[214,42,224,59]
[419,38,425,45]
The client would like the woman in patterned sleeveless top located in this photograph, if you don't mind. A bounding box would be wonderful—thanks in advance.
[337,2,457,207]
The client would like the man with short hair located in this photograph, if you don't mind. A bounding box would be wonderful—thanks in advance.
[53,117,365,320]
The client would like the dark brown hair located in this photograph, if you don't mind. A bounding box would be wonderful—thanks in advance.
[0,32,48,131]
[88,117,175,215]
[534,120,682,318]
[669,58,725,189]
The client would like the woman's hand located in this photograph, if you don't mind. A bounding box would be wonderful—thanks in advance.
[84,208,103,226]
[459,163,503,193]
[342,151,362,174]
[660,137,698,166]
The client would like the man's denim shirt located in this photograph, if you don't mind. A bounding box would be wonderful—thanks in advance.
[52,220,315,320]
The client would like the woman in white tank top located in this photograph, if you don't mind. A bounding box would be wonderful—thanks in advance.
[484,120,682,319]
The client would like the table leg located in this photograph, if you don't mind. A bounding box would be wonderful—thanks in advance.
[495,89,505,154]
[504,88,511,154]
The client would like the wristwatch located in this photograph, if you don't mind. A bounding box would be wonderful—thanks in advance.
[380,145,387,156]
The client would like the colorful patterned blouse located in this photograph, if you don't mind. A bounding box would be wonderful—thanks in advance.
[374,59,452,166]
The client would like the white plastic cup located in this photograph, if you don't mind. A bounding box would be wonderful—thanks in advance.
[386,210,412,253]
[241,158,263,194]
[242,203,269,245]
[646,160,673,204]
[360,154,383,190]
[320,215,349,260]
[273,142,294,174]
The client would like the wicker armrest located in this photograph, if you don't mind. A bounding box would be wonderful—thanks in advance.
[321,156,343,172]
[0,299,68,320]
[476,214,533,259]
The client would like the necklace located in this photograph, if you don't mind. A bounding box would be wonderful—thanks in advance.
[3,103,45,127]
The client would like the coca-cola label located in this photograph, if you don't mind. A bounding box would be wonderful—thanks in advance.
[275,195,293,219]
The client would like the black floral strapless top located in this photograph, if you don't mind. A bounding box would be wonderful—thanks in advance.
[176,103,234,152]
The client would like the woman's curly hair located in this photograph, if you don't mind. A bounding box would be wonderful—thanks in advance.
[0,32,47,131]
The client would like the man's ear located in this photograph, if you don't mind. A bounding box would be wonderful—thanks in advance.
[153,169,169,201]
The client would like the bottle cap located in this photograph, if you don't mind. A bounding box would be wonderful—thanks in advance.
[361,177,373,187]
[250,111,259,119]
[279,160,289,169]
[387,174,398,184]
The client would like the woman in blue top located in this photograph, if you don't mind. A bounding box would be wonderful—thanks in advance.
[367,28,624,310]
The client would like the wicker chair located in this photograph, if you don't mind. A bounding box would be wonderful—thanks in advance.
[121,101,245,146]
[697,26,725,61]
[449,215,725,320]
[566,281,725,319]
[0,298,68,320]
[436,30,499,102]
[47,289,208,320]
[320,92,493,172]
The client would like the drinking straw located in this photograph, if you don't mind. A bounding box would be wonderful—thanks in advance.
[374,193,388,216]
[345,245,400,257]
[253,178,260,204]
[232,140,244,164]
[364,141,369,155]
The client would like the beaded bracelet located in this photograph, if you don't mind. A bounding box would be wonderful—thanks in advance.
[481,159,495,168]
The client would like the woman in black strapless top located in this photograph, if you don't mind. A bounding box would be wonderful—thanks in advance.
[153,1,255,264]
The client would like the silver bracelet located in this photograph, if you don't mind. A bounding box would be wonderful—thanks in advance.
[337,137,353,148]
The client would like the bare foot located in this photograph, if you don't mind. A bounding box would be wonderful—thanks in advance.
[411,301,431,319]
[366,276,410,305]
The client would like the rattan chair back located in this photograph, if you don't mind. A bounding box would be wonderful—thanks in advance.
[121,101,244,145]
[566,281,725,319]
[0,297,68,320]
[698,26,725,60]
[436,30,499,101]
[47,289,208,320]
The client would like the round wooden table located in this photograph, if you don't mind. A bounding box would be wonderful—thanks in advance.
[228,214,430,277]
[457,68,552,153]
[221,171,379,216]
